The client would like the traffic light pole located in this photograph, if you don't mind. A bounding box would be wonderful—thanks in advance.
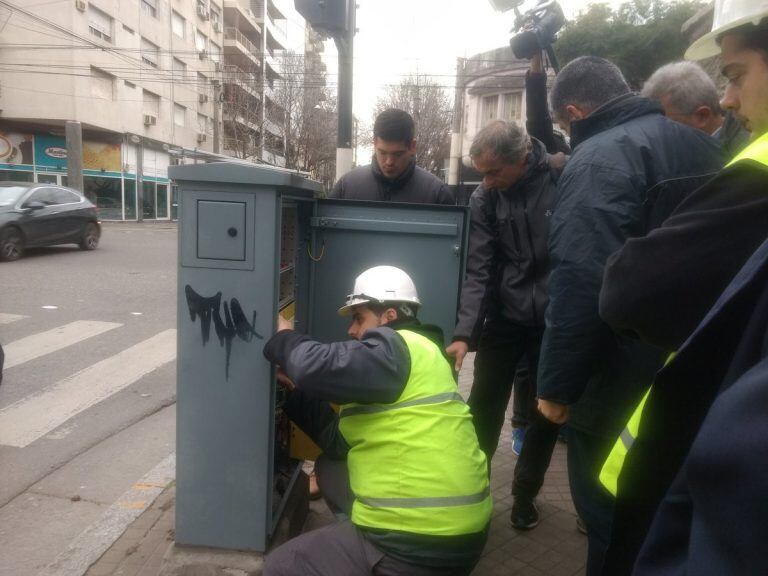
[333,0,355,180]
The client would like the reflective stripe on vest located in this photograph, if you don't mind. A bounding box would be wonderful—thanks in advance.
[599,353,676,496]
[338,329,492,536]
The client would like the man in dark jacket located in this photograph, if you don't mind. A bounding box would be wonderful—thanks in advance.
[445,118,563,530]
[330,109,454,204]
[633,237,768,576]
[598,12,768,575]
[535,56,723,575]
[263,266,491,576]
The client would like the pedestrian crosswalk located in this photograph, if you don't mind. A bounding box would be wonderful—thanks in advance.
[0,314,176,448]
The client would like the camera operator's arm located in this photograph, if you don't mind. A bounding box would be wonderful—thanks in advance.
[525,52,569,155]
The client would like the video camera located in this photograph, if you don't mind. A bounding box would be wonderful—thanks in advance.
[508,0,565,71]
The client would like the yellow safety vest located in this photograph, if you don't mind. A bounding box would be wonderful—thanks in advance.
[338,329,492,536]
[600,129,768,496]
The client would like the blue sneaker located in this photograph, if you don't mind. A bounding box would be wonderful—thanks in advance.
[511,427,526,456]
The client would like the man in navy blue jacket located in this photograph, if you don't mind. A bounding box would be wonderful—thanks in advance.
[534,56,723,575]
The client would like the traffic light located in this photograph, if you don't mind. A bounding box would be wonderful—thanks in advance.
[294,0,351,35]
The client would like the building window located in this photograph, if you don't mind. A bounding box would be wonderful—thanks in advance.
[501,92,522,122]
[88,5,113,42]
[210,3,221,26]
[197,113,208,134]
[141,0,157,18]
[172,57,187,81]
[91,66,115,100]
[209,41,220,63]
[143,89,160,116]
[141,37,160,68]
[480,94,499,126]
[174,103,186,127]
[172,11,185,38]
[194,28,207,54]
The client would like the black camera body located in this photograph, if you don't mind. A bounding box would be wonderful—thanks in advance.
[510,0,565,61]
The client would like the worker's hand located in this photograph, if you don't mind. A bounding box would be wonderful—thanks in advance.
[538,399,569,424]
[445,341,469,372]
[277,314,294,332]
[276,367,295,391]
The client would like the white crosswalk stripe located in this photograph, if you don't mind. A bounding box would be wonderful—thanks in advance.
[0,313,28,325]
[0,329,177,448]
[3,320,123,370]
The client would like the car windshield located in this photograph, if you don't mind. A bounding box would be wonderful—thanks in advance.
[0,186,29,206]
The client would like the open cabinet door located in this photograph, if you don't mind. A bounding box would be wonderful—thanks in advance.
[308,199,469,345]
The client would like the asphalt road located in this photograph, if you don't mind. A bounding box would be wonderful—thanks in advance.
[0,222,179,576]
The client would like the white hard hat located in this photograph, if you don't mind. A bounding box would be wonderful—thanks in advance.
[338,265,421,316]
[686,0,768,60]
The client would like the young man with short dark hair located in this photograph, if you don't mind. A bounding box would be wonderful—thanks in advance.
[330,108,454,204]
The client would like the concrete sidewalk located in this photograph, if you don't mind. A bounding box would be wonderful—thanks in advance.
[85,354,587,576]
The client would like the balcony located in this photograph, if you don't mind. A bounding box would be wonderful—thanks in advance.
[264,49,280,75]
[222,65,262,100]
[224,27,261,67]
[265,15,287,52]
[223,0,262,37]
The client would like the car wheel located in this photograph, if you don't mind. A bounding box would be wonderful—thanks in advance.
[79,223,100,251]
[0,227,24,262]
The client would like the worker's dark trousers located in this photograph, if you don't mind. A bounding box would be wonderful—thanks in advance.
[467,318,560,499]
[567,429,616,576]
[263,457,476,576]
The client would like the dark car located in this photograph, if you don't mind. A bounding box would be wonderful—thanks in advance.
[0,182,101,261]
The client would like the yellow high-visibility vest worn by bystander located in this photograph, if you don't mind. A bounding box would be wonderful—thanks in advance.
[600,130,768,496]
[339,329,493,535]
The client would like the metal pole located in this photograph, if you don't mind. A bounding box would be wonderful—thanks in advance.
[333,0,355,179]
[213,80,221,154]
[65,121,84,193]
[136,137,144,223]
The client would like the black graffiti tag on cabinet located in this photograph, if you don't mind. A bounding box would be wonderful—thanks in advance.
[185,285,263,379]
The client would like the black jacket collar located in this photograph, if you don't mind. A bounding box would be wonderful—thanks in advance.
[371,156,417,190]
[570,94,664,149]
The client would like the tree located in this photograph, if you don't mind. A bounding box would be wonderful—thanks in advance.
[373,75,453,177]
[273,50,337,190]
[554,0,708,89]
[221,62,263,161]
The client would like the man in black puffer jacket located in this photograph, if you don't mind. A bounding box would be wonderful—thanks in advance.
[535,56,723,576]
[330,109,454,205]
[446,119,564,531]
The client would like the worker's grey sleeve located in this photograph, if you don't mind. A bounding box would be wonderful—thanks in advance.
[263,327,411,405]
[453,186,495,347]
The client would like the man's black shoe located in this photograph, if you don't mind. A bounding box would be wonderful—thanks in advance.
[511,497,539,530]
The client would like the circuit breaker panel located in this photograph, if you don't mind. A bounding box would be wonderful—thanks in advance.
[171,162,468,553]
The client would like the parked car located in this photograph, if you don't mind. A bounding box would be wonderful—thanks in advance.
[0,182,101,261]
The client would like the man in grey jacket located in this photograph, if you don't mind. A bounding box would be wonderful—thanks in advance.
[446,119,563,531]
[330,108,454,204]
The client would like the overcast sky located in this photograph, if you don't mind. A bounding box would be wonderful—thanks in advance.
[281,0,630,149]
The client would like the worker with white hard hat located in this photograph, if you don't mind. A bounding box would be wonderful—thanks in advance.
[262,265,492,576]
[595,1,768,574]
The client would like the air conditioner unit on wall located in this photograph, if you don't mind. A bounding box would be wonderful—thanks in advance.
[197,133,207,143]
[199,94,209,104]
[75,0,87,11]
[144,114,157,126]
[212,21,221,32]
[198,50,207,60]
[196,4,209,19]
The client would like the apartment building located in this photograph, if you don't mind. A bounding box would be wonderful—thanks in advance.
[0,0,292,220]
[221,0,287,167]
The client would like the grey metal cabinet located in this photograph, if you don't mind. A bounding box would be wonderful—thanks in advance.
[170,162,468,552]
